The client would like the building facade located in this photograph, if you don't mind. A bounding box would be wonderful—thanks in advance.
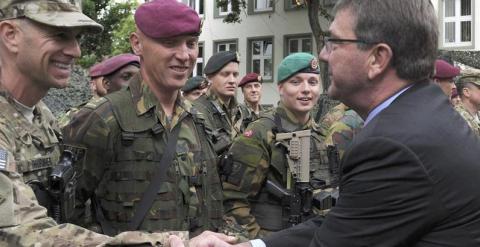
[177,0,333,105]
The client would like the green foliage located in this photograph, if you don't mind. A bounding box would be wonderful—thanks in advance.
[78,0,137,67]
[111,14,136,55]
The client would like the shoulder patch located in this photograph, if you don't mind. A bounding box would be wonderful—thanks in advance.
[0,149,7,171]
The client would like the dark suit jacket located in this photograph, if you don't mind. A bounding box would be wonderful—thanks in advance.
[263,81,480,246]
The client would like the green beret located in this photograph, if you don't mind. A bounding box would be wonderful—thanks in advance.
[182,76,207,93]
[204,51,240,75]
[277,52,320,84]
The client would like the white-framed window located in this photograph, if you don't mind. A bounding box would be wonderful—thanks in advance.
[286,36,312,55]
[215,41,237,53]
[250,39,273,81]
[443,0,472,47]
[219,0,232,15]
[254,0,273,12]
[192,42,204,76]
[188,0,204,16]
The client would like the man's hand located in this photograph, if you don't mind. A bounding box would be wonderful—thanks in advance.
[169,231,251,247]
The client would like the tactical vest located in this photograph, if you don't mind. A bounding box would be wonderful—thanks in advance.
[249,112,331,231]
[0,93,61,209]
[194,96,245,154]
[94,91,223,236]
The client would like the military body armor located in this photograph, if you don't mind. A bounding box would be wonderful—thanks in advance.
[81,84,223,236]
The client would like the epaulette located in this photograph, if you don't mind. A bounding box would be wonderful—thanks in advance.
[83,97,108,110]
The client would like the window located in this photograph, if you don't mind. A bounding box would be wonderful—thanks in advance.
[443,0,472,47]
[214,40,238,53]
[249,38,273,81]
[286,35,312,55]
[188,0,204,16]
[192,42,204,76]
[254,0,273,12]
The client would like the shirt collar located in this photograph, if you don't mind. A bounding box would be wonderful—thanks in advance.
[364,85,412,125]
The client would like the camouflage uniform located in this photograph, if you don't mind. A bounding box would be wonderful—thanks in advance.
[222,103,333,239]
[63,74,224,236]
[57,97,96,128]
[193,91,246,154]
[0,170,187,246]
[0,85,188,246]
[237,103,269,132]
[454,102,480,136]
[320,103,363,158]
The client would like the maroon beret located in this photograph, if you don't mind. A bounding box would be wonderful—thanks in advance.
[239,73,262,87]
[135,0,201,39]
[89,54,140,78]
[434,59,460,79]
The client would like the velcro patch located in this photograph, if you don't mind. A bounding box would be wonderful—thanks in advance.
[0,149,7,171]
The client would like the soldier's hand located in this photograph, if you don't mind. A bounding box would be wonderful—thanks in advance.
[169,231,238,247]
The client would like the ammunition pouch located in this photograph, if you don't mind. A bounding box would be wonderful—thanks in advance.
[218,153,247,186]
[208,128,231,155]
[312,187,339,213]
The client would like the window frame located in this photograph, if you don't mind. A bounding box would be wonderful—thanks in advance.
[213,39,239,54]
[284,33,314,57]
[192,42,204,77]
[441,0,474,48]
[248,0,274,14]
[247,36,274,82]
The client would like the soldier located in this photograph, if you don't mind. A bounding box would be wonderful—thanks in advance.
[58,53,140,127]
[63,0,235,238]
[237,72,271,130]
[454,70,480,136]
[432,59,460,100]
[193,51,245,154]
[182,75,209,101]
[221,53,336,239]
[0,0,202,245]
[319,103,363,159]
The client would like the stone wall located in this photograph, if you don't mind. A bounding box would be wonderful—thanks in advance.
[43,66,91,117]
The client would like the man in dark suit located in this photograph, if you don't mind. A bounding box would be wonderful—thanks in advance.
[169,0,480,246]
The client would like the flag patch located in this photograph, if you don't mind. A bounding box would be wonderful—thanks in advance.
[0,149,7,170]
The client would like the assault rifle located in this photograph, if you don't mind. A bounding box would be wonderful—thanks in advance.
[265,179,313,227]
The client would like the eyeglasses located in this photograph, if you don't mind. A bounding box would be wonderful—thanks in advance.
[322,36,377,53]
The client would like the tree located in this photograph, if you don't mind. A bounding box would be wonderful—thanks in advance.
[79,0,137,67]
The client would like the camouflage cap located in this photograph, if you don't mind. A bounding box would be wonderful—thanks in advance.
[0,0,103,33]
[277,52,320,84]
[458,68,480,86]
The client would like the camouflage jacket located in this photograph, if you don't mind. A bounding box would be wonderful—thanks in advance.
[0,87,187,246]
[0,169,187,246]
[0,87,61,210]
[320,103,364,159]
[222,104,332,239]
[193,92,246,154]
[62,74,224,236]
[236,102,267,133]
[454,102,480,136]
[57,96,97,128]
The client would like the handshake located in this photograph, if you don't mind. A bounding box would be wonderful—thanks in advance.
[168,231,251,247]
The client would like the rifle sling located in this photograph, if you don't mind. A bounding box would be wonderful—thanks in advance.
[95,125,181,234]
